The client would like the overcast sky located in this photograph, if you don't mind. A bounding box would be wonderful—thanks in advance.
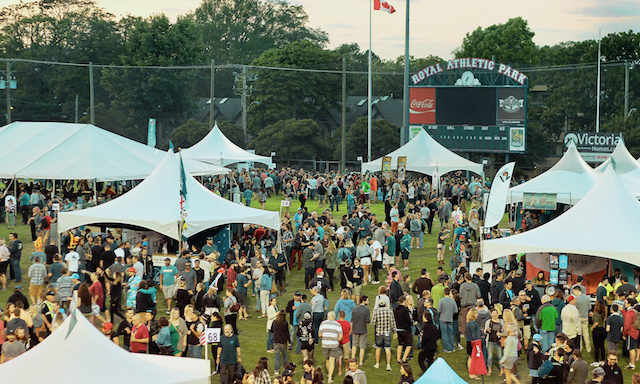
[3,0,639,61]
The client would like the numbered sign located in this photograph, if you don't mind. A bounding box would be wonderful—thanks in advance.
[280,200,290,207]
[204,327,221,344]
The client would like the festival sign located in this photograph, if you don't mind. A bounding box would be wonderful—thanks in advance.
[397,156,407,181]
[564,132,622,163]
[381,156,392,179]
[411,57,528,85]
[523,192,557,210]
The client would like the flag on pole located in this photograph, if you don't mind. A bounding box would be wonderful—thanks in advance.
[374,0,396,13]
[484,162,515,228]
[179,152,188,241]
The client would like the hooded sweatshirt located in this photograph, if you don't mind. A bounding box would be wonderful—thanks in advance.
[459,281,481,307]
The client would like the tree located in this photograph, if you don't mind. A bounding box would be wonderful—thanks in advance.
[248,41,341,137]
[455,17,538,66]
[217,120,245,147]
[249,118,329,160]
[341,117,400,161]
[170,119,209,149]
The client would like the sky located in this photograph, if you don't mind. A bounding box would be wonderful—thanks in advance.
[2,0,640,61]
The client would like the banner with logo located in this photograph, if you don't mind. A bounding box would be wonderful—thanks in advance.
[497,88,525,124]
[564,132,622,163]
[408,87,435,124]
[381,156,392,179]
[523,192,557,210]
[409,125,423,140]
[147,118,156,148]
[509,127,525,152]
[397,156,407,181]
[484,162,515,228]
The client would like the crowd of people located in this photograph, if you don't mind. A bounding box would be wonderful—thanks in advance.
[0,170,638,384]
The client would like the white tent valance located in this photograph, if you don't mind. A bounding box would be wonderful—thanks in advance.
[0,310,209,383]
[182,123,273,168]
[507,142,598,205]
[595,139,640,198]
[360,128,483,176]
[58,150,280,239]
[483,166,640,266]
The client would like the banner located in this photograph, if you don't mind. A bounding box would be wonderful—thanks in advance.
[523,192,557,210]
[525,252,607,294]
[397,156,407,181]
[147,118,156,148]
[564,131,622,163]
[484,162,515,228]
[409,87,436,124]
[469,339,488,375]
[381,156,392,179]
[431,171,440,194]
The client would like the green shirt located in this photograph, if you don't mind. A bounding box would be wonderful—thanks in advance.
[201,244,218,256]
[539,305,558,331]
[400,234,412,251]
[431,284,445,309]
[160,265,178,286]
[219,335,240,365]
[386,236,396,256]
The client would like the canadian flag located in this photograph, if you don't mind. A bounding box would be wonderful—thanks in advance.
[374,0,396,13]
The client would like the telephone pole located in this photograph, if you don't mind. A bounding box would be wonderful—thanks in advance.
[233,65,258,144]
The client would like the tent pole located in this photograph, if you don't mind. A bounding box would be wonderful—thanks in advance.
[13,176,16,200]
[93,179,97,204]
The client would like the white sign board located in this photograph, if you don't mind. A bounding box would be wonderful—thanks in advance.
[204,327,221,344]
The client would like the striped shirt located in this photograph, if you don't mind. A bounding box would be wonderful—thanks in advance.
[319,319,342,348]
[28,263,47,285]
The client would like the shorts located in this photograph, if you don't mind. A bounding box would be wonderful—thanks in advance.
[375,334,392,348]
[319,194,326,203]
[360,257,371,266]
[323,346,342,359]
[91,303,101,316]
[352,333,367,349]
[341,341,351,356]
[0,260,8,274]
[236,292,247,306]
[628,335,638,350]
[301,341,313,351]
[523,324,531,341]
[383,254,394,265]
[401,249,410,260]
[352,284,362,297]
[397,330,412,347]
[502,356,518,370]
[162,285,175,299]
[29,284,43,301]
[410,231,421,238]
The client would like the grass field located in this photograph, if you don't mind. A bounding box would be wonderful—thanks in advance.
[0,196,634,384]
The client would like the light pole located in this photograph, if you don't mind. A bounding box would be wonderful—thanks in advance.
[0,62,16,124]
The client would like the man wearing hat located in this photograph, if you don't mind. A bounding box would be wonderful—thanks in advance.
[309,268,329,298]
[7,285,29,308]
[561,294,582,350]
[0,328,25,363]
[159,257,178,313]
[201,236,219,259]
[589,367,605,383]
[125,266,141,308]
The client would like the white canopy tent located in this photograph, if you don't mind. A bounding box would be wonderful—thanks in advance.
[58,150,280,239]
[182,123,274,168]
[483,166,640,265]
[595,139,640,198]
[506,142,598,205]
[0,121,228,181]
[0,310,209,384]
[360,128,483,175]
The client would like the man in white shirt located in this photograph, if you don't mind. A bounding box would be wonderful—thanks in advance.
[65,250,80,273]
[561,295,582,350]
[369,238,383,284]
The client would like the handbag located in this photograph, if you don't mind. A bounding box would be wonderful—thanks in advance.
[158,345,174,355]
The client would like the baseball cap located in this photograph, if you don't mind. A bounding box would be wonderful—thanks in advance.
[114,248,125,258]
[533,334,542,342]
[164,257,171,262]
[282,369,294,377]
[14,285,22,290]
[206,236,214,240]
[102,322,113,332]
[567,295,576,302]
[294,291,301,297]
[525,280,533,285]
[127,267,136,273]
[46,290,56,296]
[592,367,605,378]
[71,274,80,280]
[303,312,311,319]
[316,268,324,274]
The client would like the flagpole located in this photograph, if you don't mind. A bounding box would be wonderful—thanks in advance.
[367,0,373,162]
[401,0,410,145]
[596,27,601,133]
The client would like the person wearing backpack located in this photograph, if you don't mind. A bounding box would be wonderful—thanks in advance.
[329,183,341,212]
[528,334,544,384]
[622,297,640,369]
[539,347,566,384]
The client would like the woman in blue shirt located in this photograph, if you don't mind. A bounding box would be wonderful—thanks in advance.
[155,317,173,355]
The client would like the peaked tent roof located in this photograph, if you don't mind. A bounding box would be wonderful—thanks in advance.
[182,123,273,167]
[483,166,640,265]
[507,142,599,205]
[0,310,209,384]
[414,358,469,384]
[361,128,483,176]
[58,150,280,239]
[0,122,228,180]
[595,139,640,198]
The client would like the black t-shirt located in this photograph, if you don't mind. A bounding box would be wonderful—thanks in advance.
[194,268,205,284]
[91,245,104,268]
[102,250,116,269]
[117,319,133,347]
[318,185,327,195]
[186,320,204,346]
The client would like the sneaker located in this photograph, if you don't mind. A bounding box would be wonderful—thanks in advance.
[386,364,392,371]
[590,362,600,367]
[626,364,636,370]
[458,343,464,350]
[267,349,275,353]
[374,363,379,369]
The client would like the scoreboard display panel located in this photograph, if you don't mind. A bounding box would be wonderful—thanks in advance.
[435,87,496,126]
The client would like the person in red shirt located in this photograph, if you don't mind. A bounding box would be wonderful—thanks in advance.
[337,310,351,376]
[89,272,104,310]
[129,314,149,353]
[622,298,640,369]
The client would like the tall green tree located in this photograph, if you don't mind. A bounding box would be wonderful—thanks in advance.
[249,118,329,160]
[170,119,209,149]
[341,117,400,161]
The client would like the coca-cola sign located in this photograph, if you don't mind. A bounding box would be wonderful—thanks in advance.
[409,87,436,124]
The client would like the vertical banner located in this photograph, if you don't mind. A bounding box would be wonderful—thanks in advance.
[484,162,515,228]
[381,156,392,180]
[147,118,157,148]
[431,171,439,194]
[397,156,407,181]
[409,87,436,124]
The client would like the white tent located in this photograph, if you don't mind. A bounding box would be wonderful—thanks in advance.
[0,310,209,384]
[360,128,483,175]
[507,142,598,205]
[182,123,273,167]
[483,166,640,265]
[58,150,280,239]
[595,139,640,198]
[0,121,228,180]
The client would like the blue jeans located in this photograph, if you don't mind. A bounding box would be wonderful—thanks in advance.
[188,344,202,358]
[418,232,424,248]
[267,331,273,350]
[274,342,288,371]
[9,258,21,281]
[254,285,261,311]
[293,325,301,353]
[487,341,502,367]
[440,321,454,352]
[312,312,324,344]
[541,329,556,353]
[330,197,340,211]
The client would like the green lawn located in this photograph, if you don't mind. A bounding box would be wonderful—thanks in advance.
[0,197,633,384]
